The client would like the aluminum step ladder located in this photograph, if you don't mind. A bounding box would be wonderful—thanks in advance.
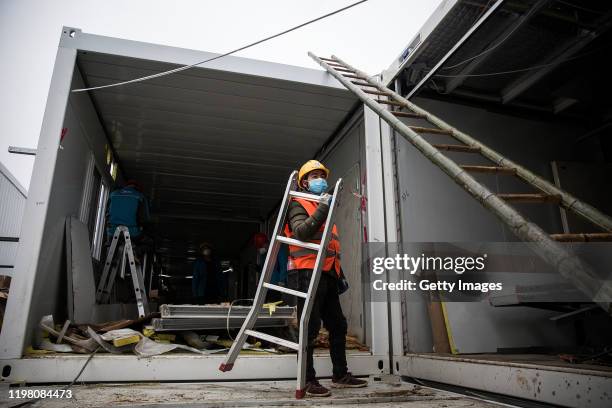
[309,53,612,315]
[219,170,343,399]
[95,225,150,318]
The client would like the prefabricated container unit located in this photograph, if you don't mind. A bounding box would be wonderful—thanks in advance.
[1,5,612,405]
[0,27,393,384]
[0,162,27,275]
[378,1,612,407]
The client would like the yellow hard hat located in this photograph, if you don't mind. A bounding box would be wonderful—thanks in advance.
[298,160,330,186]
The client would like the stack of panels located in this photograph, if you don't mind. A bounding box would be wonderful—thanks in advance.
[152,304,295,331]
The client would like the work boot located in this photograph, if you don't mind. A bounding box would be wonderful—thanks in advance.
[304,380,331,397]
[331,372,368,388]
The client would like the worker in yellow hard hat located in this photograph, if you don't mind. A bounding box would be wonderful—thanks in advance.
[284,160,367,398]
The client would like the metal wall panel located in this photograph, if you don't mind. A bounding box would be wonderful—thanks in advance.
[0,162,27,238]
[395,96,586,353]
[0,162,27,272]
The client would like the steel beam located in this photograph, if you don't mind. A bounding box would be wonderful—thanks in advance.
[400,353,612,408]
[8,146,37,156]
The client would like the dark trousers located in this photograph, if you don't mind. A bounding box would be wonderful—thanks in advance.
[287,269,348,381]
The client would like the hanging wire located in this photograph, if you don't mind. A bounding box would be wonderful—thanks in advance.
[433,43,609,78]
[72,0,368,93]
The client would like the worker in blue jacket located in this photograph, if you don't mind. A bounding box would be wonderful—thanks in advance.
[192,242,224,303]
[106,179,150,238]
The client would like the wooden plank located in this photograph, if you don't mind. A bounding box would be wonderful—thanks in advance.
[497,193,562,203]
[363,89,393,96]
[551,232,612,242]
[433,144,480,153]
[391,111,425,118]
[409,126,453,135]
[351,81,378,87]
[343,74,367,80]
[461,165,517,174]
[376,99,405,107]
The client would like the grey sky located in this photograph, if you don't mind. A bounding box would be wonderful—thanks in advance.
[0,0,442,190]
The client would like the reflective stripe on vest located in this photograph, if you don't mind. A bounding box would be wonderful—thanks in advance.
[284,197,341,276]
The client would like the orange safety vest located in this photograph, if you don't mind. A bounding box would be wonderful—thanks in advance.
[284,197,341,276]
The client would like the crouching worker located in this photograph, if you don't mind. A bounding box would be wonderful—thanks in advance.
[284,160,367,397]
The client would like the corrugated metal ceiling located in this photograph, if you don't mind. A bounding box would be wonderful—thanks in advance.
[78,52,357,256]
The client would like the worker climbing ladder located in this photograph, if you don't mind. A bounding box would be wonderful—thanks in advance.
[219,170,343,399]
[95,225,150,318]
[308,53,612,315]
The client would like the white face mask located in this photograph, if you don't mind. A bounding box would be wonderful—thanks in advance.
[203,249,212,256]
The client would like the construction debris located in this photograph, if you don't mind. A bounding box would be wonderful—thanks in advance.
[315,328,369,351]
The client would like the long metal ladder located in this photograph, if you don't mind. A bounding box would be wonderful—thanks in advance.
[95,225,150,318]
[309,53,612,314]
[219,170,343,399]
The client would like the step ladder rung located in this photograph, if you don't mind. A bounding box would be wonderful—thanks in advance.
[550,232,612,242]
[244,330,299,350]
[351,81,378,87]
[433,144,480,153]
[409,126,453,135]
[497,193,562,203]
[263,282,308,298]
[391,110,425,118]
[376,99,405,107]
[320,57,338,63]
[334,67,355,73]
[461,165,517,174]
[364,90,393,97]
[276,236,320,251]
[289,190,325,203]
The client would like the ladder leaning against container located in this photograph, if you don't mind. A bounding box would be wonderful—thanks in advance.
[308,53,612,316]
[219,170,343,399]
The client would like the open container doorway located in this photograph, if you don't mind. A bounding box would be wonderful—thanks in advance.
[0,27,393,382]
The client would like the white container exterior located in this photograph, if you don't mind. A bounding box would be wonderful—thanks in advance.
[0,27,392,382]
[0,162,27,273]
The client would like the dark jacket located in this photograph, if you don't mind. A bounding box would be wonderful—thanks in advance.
[192,257,224,301]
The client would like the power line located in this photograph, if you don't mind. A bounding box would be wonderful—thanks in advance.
[72,0,368,93]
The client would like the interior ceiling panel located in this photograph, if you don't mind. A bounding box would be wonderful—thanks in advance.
[78,51,357,258]
[396,0,612,118]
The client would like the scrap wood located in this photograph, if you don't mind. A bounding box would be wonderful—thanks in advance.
[82,312,160,333]
[40,315,97,352]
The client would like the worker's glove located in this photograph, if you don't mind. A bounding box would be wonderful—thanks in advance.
[319,193,333,207]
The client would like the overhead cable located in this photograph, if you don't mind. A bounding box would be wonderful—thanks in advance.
[72,0,368,93]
